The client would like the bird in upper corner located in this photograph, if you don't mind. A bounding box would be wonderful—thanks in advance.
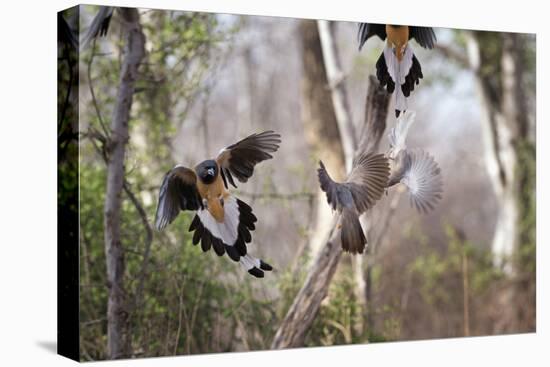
[386,111,443,213]
[81,6,115,49]
[357,23,437,117]
[155,131,281,278]
[317,153,390,254]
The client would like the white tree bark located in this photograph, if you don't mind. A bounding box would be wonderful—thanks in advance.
[317,20,356,173]
[103,8,145,359]
[317,20,366,330]
[466,32,528,271]
[299,20,345,259]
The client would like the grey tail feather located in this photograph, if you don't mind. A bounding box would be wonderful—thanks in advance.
[340,208,367,254]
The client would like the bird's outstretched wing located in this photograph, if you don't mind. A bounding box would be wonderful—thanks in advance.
[318,153,390,254]
[155,166,203,230]
[409,26,437,49]
[389,150,443,213]
[81,6,115,49]
[216,130,281,188]
[358,23,387,50]
[318,153,390,213]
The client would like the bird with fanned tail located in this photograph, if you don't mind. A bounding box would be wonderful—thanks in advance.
[386,111,443,213]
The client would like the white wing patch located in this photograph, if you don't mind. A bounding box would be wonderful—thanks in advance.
[197,195,240,246]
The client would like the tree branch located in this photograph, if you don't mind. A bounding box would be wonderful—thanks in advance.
[103,8,145,359]
[271,77,389,349]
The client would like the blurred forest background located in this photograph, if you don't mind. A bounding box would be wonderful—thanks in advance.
[57,5,536,361]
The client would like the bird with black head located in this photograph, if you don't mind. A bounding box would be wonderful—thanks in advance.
[155,131,281,278]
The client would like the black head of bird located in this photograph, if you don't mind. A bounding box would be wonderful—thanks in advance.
[195,159,219,184]
[155,131,281,278]
[358,23,436,117]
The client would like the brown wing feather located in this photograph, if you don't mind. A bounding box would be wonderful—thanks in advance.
[155,166,202,230]
[347,152,390,213]
[216,130,281,188]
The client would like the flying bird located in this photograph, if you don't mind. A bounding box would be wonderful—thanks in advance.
[317,153,390,254]
[358,23,436,117]
[386,111,443,213]
[81,6,115,49]
[155,131,281,278]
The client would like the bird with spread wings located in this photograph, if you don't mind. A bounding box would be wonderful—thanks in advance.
[317,153,390,254]
[358,23,437,117]
[155,131,281,278]
[316,111,443,253]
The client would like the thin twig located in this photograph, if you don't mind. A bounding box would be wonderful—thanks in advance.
[58,54,75,132]
[234,190,315,201]
[87,38,110,137]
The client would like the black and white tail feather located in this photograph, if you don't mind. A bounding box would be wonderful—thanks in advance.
[188,196,272,278]
[388,110,416,158]
[387,111,443,213]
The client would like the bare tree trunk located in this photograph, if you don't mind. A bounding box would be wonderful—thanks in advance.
[299,20,346,259]
[103,8,145,359]
[271,76,390,349]
[317,19,366,335]
[467,31,535,333]
[466,32,530,271]
[317,20,356,172]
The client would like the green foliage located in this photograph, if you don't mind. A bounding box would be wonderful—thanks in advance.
[307,264,365,346]
[410,225,502,307]
[79,10,280,360]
